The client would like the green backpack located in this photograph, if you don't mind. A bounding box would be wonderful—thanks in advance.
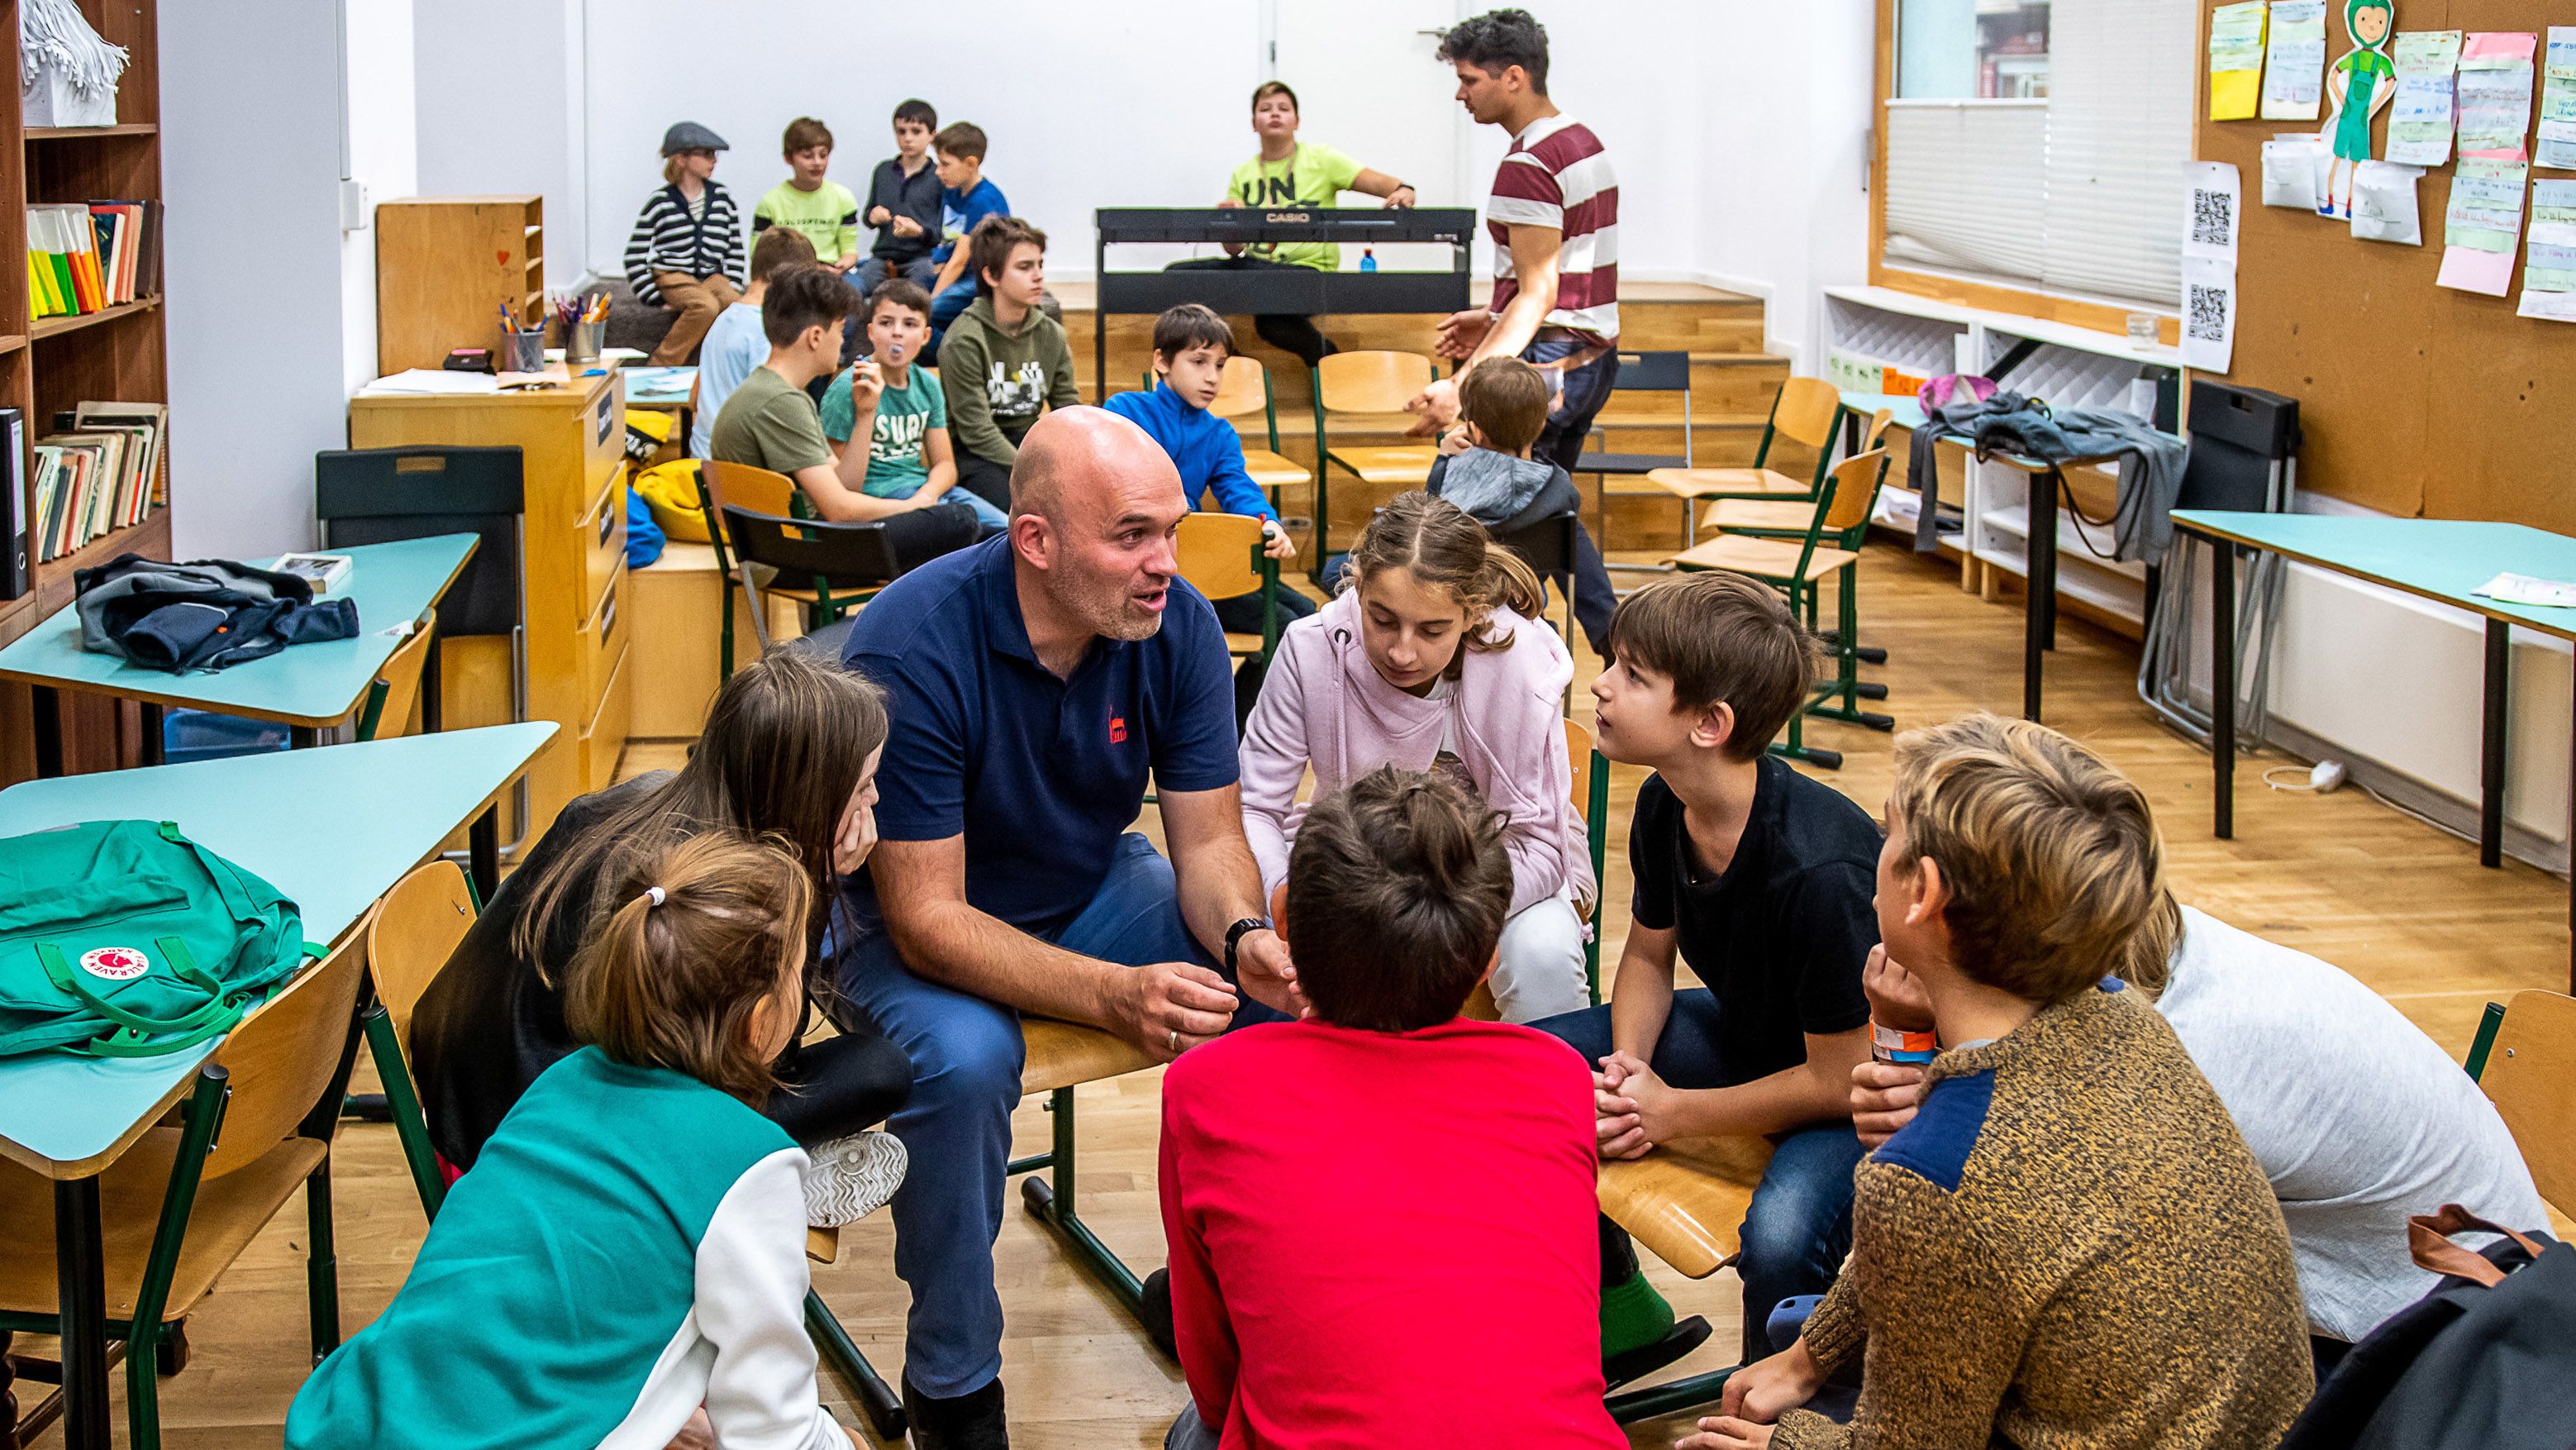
[0,819,319,1058]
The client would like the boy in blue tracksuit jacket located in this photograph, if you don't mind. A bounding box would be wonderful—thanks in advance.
[1104,304,1317,727]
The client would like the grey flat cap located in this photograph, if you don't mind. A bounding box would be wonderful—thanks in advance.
[661,122,729,155]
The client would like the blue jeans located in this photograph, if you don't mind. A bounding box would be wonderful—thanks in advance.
[1531,989,1865,1350]
[929,275,977,331]
[856,253,941,297]
[916,484,1008,532]
[1524,339,1621,655]
[828,832,1278,1398]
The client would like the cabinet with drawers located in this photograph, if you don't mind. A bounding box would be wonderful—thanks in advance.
[350,369,630,846]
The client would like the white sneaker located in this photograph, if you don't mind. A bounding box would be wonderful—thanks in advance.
[802,1131,907,1227]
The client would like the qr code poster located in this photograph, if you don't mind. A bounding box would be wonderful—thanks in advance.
[2182,255,2238,374]
[2183,161,2243,264]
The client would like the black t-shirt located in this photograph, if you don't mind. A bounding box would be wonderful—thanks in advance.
[407,773,668,1168]
[1629,756,1878,1085]
[867,156,943,261]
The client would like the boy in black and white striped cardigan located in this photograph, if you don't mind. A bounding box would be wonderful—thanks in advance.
[624,121,746,365]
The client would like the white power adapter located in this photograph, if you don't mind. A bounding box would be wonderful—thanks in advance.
[2308,759,2347,793]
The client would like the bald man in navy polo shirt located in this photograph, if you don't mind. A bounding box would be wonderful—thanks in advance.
[832,407,1298,1448]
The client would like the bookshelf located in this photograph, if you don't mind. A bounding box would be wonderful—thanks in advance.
[0,0,168,779]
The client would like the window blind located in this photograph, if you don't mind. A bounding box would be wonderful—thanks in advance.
[1881,0,2194,310]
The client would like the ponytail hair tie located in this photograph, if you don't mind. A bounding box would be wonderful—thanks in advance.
[643,886,667,909]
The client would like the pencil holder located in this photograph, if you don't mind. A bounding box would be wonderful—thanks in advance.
[564,318,605,365]
[499,327,545,373]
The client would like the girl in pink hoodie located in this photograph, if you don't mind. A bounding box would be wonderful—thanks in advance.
[1240,492,1597,1022]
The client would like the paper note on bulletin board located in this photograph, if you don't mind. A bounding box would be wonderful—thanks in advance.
[2388,31,2465,165]
[2212,2,2269,117]
[2264,0,2330,118]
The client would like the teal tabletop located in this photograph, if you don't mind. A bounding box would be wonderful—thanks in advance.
[0,721,555,1176]
[2171,512,2576,642]
[1838,389,1930,432]
[0,533,479,727]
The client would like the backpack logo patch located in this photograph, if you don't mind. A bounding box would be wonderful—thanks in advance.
[80,947,150,981]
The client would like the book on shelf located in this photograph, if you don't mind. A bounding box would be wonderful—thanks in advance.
[0,408,22,599]
[31,401,163,562]
[26,199,160,318]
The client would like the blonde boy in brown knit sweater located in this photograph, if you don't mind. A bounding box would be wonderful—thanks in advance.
[1685,714,2313,1450]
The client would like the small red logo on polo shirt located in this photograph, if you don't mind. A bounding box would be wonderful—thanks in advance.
[1108,715,1128,744]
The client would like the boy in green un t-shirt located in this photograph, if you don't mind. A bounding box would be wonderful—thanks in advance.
[821,280,1007,531]
[753,116,861,275]
[1169,81,1416,368]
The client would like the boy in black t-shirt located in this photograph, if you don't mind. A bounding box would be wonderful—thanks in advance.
[1535,572,1880,1382]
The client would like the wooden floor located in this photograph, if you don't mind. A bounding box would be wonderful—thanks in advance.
[73,543,2569,1449]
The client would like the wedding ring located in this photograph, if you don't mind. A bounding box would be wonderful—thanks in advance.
[1168,1028,1182,1053]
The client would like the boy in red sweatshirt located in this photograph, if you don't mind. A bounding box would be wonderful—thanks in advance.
[1157,766,1624,1450]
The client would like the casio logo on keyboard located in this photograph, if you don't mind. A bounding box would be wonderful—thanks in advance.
[1264,211,1312,223]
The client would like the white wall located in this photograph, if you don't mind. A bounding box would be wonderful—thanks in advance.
[342,0,417,393]
[162,0,354,560]
[413,0,588,291]
[1688,0,1876,369]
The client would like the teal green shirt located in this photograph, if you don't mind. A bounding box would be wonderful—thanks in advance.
[283,1049,830,1450]
[820,365,949,499]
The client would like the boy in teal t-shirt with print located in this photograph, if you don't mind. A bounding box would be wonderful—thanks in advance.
[821,279,1007,531]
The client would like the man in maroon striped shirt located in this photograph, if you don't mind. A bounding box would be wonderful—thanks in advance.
[1410,8,1621,653]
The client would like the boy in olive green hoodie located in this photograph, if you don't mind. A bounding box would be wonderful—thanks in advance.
[937,215,1078,514]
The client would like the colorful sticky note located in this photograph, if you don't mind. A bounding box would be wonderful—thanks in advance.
[2212,2,2269,120]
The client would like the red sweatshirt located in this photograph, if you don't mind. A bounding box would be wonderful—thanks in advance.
[1158,1018,1623,1449]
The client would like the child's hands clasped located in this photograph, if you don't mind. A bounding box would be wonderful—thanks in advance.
[1593,1050,1674,1160]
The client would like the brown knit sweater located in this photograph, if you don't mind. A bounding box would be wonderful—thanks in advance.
[1772,981,2312,1450]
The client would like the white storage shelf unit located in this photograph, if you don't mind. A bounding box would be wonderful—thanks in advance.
[1822,284,2180,627]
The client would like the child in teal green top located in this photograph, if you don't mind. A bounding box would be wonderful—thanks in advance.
[755,116,862,273]
[284,833,885,1450]
[820,279,1007,530]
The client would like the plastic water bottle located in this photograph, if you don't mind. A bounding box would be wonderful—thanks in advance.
[1359,246,1378,273]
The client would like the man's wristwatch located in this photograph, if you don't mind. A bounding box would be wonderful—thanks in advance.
[1223,918,1270,979]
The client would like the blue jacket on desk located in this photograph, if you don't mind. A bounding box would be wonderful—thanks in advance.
[1102,382,1279,522]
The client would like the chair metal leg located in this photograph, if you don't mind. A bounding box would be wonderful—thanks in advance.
[305,1161,340,1364]
[1607,1363,1740,1425]
[1767,584,1844,769]
[1803,563,1893,732]
[1017,1088,1153,1330]
[804,1291,907,1443]
[365,1009,449,1219]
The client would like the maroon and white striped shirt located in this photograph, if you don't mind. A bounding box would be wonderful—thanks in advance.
[1485,115,1619,347]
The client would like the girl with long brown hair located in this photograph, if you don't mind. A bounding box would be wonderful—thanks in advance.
[411,648,910,1226]
[1238,489,1597,1023]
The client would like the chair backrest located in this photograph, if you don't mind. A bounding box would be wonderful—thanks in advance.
[1176,511,1265,602]
[1821,444,1892,535]
[366,861,476,1053]
[700,459,801,569]
[357,606,438,742]
[1316,350,1436,415]
[203,909,374,1180]
[1212,355,1273,419]
[1612,350,1693,393]
[721,504,903,591]
[1564,718,1598,823]
[1491,507,1578,575]
[1767,377,1844,452]
[2478,989,2576,1214]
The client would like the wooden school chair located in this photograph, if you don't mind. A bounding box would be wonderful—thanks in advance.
[2464,990,2576,1216]
[1463,718,1612,1019]
[1309,351,1440,575]
[720,505,901,656]
[1575,350,1697,557]
[359,860,477,1218]
[698,459,802,678]
[1667,443,1895,770]
[1213,355,1313,507]
[1174,511,1283,665]
[0,911,377,1450]
[353,605,438,742]
[1646,376,1843,548]
[1595,1133,1780,1423]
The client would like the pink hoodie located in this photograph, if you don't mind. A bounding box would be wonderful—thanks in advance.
[1239,589,1597,919]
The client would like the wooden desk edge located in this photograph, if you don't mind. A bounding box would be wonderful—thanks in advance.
[2171,518,2576,645]
[0,537,484,727]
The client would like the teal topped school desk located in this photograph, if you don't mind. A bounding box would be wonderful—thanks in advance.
[0,533,478,775]
[0,721,553,1450]
[2172,510,2576,990]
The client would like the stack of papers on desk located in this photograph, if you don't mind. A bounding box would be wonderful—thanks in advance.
[361,369,501,397]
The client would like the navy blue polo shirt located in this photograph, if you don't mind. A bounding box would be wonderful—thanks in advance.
[842,535,1238,935]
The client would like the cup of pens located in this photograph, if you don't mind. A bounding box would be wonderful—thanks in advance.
[555,290,608,365]
[498,315,545,374]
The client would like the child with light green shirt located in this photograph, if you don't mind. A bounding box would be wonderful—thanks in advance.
[754,116,860,274]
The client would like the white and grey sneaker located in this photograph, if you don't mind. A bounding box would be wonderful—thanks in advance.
[802,1130,907,1228]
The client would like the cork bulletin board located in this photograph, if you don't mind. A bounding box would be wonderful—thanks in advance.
[2197,0,2576,528]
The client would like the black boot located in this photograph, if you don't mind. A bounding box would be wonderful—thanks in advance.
[902,1376,1007,1450]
